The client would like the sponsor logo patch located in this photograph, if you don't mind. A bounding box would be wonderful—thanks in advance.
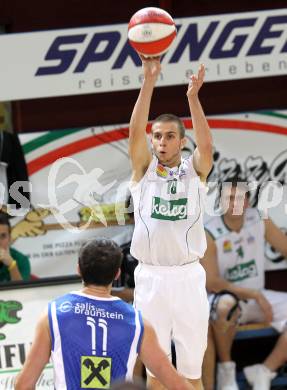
[224,259,258,282]
[151,196,187,221]
[223,240,232,252]
[81,356,112,388]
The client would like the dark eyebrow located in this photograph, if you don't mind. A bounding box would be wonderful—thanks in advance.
[153,131,177,135]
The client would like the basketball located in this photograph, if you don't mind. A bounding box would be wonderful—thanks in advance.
[128,7,176,57]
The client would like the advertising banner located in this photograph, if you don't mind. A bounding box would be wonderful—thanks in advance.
[7,109,286,275]
[0,9,286,100]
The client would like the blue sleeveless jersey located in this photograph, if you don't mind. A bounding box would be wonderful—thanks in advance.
[48,291,144,389]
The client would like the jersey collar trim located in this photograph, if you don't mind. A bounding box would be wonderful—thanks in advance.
[71,290,121,301]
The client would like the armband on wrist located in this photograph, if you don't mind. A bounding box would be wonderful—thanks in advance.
[8,260,17,272]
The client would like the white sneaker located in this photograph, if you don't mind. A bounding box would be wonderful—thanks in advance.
[243,364,276,390]
[217,361,239,390]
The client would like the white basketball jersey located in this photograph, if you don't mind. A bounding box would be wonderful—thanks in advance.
[130,155,207,266]
[205,208,265,289]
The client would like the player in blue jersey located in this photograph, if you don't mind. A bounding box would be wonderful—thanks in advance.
[15,238,193,390]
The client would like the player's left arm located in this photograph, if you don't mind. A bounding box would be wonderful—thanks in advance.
[264,218,287,258]
[15,311,51,390]
[187,64,213,181]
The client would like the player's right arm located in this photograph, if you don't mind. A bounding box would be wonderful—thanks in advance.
[201,232,273,322]
[15,311,51,390]
[139,319,194,390]
[128,56,161,183]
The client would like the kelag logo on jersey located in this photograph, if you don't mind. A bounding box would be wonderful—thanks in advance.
[151,197,187,221]
[225,259,258,282]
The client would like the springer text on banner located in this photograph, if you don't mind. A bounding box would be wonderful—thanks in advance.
[0,9,286,100]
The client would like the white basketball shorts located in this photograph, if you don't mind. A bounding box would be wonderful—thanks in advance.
[134,260,209,379]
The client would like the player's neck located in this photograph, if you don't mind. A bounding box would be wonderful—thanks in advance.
[223,213,244,233]
[82,284,112,298]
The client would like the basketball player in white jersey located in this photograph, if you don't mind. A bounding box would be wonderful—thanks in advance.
[15,238,194,390]
[202,180,287,390]
[128,56,213,390]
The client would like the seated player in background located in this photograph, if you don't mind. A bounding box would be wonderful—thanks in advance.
[15,237,194,390]
[201,178,287,390]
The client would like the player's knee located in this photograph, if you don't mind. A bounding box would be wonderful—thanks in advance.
[214,294,237,321]
[210,293,240,333]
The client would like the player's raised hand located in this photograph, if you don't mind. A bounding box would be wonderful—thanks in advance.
[140,55,161,82]
[186,63,205,99]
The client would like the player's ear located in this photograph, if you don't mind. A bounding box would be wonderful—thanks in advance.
[181,137,187,149]
[114,268,121,281]
[77,263,82,277]
[150,133,154,147]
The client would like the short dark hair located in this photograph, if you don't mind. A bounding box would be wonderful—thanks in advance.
[220,176,250,199]
[78,238,123,286]
[0,212,11,230]
[152,113,185,138]
[229,176,248,187]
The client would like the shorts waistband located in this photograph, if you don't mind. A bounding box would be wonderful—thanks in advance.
[138,258,200,273]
